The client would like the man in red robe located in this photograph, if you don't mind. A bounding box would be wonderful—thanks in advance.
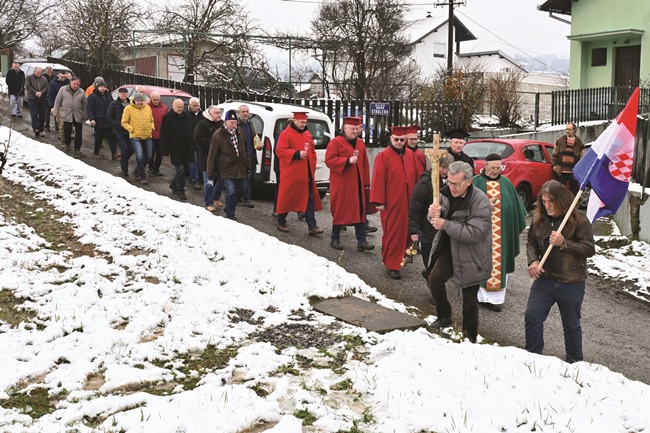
[275,111,324,235]
[325,117,374,251]
[406,124,426,178]
[370,126,418,279]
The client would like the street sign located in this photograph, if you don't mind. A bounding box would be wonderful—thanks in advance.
[369,102,391,116]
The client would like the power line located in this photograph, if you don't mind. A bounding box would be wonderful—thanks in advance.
[455,10,568,75]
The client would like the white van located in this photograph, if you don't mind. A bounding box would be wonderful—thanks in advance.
[217,101,333,198]
[19,61,73,77]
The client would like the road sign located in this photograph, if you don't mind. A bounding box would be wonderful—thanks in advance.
[369,102,390,116]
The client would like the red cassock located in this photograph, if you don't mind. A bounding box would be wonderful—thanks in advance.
[412,147,427,177]
[275,125,323,214]
[325,135,370,225]
[370,146,418,271]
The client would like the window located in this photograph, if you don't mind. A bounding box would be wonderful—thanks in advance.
[592,48,607,66]
[433,42,446,58]
[522,145,545,163]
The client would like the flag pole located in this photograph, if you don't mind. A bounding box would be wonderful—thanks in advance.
[537,189,584,271]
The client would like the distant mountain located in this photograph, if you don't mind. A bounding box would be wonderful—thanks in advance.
[511,53,569,75]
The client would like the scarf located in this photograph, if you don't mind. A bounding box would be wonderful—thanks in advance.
[227,127,239,156]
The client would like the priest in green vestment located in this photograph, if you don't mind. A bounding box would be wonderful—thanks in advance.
[472,153,527,311]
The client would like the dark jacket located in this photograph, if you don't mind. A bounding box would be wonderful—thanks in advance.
[87,88,114,129]
[6,68,25,96]
[107,97,130,135]
[449,150,475,170]
[25,73,49,100]
[160,110,195,166]
[206,126,250,179]
[238,119,258,165]
[526,211,595,283]
[408,170,438,243]
[185,107,202,150]
[428,184,492,288]
[194,110,223,173]
[48,78,69,108]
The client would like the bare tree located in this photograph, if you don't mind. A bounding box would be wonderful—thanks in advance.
[486,70,524,127]
[0,0,53,50]
[311,0,415,100]
[56,0,143,75]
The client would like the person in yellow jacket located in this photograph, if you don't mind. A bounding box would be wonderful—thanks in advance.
[121,92,155,184]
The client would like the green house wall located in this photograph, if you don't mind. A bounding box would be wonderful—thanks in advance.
[568,0,650,88]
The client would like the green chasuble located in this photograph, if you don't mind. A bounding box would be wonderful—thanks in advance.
[472,174,528,291]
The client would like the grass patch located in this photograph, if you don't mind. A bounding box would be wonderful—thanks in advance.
[0,289,37,328]
[0,178,99,258]
[0,387,67,419]
[293,408,317,426]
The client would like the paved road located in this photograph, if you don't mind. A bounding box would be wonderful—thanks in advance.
[7,115,650,385]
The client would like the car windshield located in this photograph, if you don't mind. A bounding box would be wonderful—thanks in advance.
[274,118,331,149]
[463,141,514,159]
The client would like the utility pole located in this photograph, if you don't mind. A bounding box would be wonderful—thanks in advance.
[434,0,466,75]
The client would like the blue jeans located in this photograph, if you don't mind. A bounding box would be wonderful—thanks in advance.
[115,133,133,174]
[278,186,317,229]
[203,170,224,207]
[525,277,586,363]
[28,99,47,132]
[131,138,152,180]
[223,178,245,219]
[243,161,256,201]
[10,94,23,116]
[332,223,366,243]
[173,165,186,192]
[189,150,200,184]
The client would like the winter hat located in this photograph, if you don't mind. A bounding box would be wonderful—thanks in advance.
[224,109,238,121]
[96,81,107,88]
[94,76,105,85]
[132,92,145,102]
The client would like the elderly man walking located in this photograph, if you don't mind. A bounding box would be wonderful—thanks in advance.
[161,99,194,201]
[206,110,250,221]
[6,62,25,118]
[25,66,49,137]
[427,161,492,343]
[147,91,169,176]
[194,106,225,212]
[53,76,87,155]
[87,81,117,159]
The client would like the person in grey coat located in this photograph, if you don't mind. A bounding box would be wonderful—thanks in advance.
[53,77,87,154]
[25,66,49,137]
[427,161,492,343]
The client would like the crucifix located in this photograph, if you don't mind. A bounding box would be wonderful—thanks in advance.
[425,133,448,207]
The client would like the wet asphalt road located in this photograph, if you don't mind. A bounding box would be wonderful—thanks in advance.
[7,115,650,385]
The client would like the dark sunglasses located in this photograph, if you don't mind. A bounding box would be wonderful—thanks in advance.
[393,138,406,142]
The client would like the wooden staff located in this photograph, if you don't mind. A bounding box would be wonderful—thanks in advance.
[425,133,448,207]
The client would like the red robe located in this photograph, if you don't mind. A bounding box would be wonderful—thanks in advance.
[412,146,427,176]
[370,145,418,271]
[275,124,323,214]
[325,135,370,225]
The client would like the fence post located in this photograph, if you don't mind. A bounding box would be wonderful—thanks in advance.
[534,92,540,132]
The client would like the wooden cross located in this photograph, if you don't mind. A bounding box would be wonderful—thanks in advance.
[425,133,448,207]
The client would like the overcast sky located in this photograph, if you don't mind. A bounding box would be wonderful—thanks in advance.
[245,0,572,74]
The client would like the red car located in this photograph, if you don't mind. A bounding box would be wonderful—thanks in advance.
[463,138,556,208]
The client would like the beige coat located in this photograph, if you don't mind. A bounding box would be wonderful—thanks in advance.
[53,85,88,123]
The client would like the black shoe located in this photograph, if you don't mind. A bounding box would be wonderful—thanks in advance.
[120,170,129,177]
[192,181,202,190]
[388,270,401,280]
[432,318,452,329]
[154,171,163,177]
[169,182,177,193]
[177,190,187,201]
[330,239,343,250]
[356,240,375,251]
[365,225,378,233]
[297,211,305,220]
[44,126,51,132]
[241,200,255,208]
[11,114,16,117]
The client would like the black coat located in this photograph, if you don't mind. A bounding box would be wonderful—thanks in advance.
[408,169,438,243]
[6,69,25,96]
[107,98,130,135]
[160,111,195,166]
[194,116,223,172]
[87,89,114,129]
[184,107,202,150]
[449,150,475,170]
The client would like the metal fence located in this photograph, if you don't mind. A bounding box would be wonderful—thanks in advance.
[634,115,650,188]
[50,57,462,147]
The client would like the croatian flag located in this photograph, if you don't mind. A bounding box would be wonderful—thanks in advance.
[573,88,640,222]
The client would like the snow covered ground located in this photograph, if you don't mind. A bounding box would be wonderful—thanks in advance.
[1,126,649,433]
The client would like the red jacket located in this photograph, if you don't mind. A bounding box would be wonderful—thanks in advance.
[149,101,169,139]
[275,124,323,214]
[325,135,370,225]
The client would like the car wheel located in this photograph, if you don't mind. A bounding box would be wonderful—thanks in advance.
[578,187,591,209]
[279,89,292,99]
[516,183,531,208]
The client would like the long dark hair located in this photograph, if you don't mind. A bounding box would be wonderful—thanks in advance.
[533,180,579,230]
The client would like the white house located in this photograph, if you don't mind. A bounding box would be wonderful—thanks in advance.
[457,50,528,74]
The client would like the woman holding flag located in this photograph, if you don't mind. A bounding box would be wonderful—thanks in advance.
[525,180,595,363]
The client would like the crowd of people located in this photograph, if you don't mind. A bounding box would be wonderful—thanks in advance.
[5,65,596,361]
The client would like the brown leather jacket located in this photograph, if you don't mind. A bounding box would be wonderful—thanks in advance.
[551,134,585,175]
[526,211,595,283]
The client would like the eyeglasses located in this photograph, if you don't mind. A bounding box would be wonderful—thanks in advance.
[485,164,505,171]
[393,138,406,142]
[448,180,467,188]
